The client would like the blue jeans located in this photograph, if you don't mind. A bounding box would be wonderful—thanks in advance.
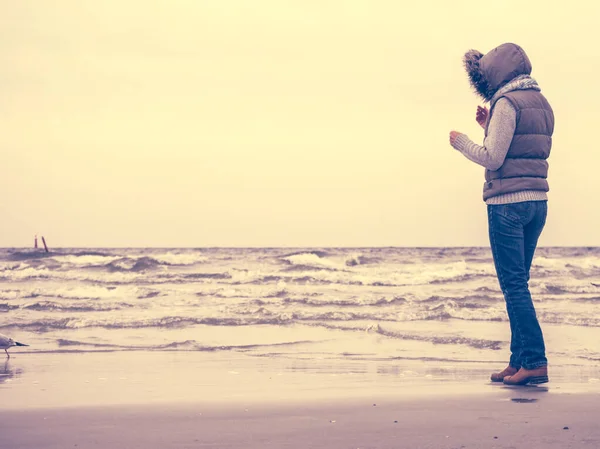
[487,200,548,370]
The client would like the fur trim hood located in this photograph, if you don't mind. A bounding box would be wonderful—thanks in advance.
[463,43,533,102]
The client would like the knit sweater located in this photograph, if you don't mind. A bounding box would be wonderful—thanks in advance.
[451,93,548,205]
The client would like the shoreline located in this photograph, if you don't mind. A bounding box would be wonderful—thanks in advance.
[2,350,600,409]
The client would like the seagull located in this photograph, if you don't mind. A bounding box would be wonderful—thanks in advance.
[0,333,29,358]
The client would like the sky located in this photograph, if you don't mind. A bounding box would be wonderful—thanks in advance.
[1,1,599,247]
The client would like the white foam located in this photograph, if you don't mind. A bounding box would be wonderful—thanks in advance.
[52,255,120,267]
[283,253,341,270]
[534,256,600,271]
[152,252,208,265]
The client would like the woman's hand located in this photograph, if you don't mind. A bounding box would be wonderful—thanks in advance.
[476,105,489,129]
[449,131,461,146]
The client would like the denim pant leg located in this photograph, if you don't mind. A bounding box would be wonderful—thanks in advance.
[524,201,548,281]
[488,206,523,368]
[488,201,548,370]
[519,203,546,367]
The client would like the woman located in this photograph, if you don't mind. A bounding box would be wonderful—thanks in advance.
[449,43,554,385]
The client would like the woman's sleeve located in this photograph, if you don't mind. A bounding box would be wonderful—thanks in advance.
[451,99,517,171]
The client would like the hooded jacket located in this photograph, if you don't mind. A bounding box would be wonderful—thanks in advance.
[464,43,554,201]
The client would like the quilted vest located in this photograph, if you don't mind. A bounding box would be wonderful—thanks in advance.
[483,89,554,200]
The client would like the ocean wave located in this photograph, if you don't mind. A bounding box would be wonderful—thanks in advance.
[374,324,504,350]
[279,250,331,259]
[419,294,502,304]
[386,355,499,363]
[0,269,230,286]
[53,338,316,353]
[106,256,166,272]
[151,252,208,266]
[250,296,406,307]
[281,253,342,271]
[57,338,121,348]
[51,254,121,267]
[24,285,121,301]
[71,250,114,257]
[464,257,493,264]
[106,256,212,273]
[538,312,600,327]
[313,322,504,350]
[0,303,19,312]
[344,253,370,267]
[0,256,494,288]
[565,296,600,303]
[0,267,52,281]
[282,264,342,272]
[0,311,421,331]
[429,273,495,285]
[22,301,132,313]
[280,296,407,307]
[244,275,285,284]
[180,272,232,280]
[7,303,592,332]
[0,290,20,301]
[534,256,600,274]
[6,250,55,261]
[0,316,296,332]
[236,274,335,285]
[238,304,507,324]
[137,290,161,299]
[536,282,600,295]
[4,251,209,273]
[288,275,340,284]
[241,269,494,288]
[428,304,503,321]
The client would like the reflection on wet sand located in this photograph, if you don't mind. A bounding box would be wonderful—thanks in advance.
[0,360,23,385]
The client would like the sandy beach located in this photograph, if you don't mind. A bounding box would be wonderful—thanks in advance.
[2,351,600,448]
[2,394,599,449]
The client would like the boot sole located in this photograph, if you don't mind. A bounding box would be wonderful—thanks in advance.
[491,376,509,383]
[504,375,548,386]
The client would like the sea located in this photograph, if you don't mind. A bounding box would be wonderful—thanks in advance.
[1,247,600,379]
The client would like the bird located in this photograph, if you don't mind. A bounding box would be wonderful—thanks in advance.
[0,333,29,358]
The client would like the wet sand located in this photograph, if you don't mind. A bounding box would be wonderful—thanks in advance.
[1,351,600,448]
[2,393,599,448]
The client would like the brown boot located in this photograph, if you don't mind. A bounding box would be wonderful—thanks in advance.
[490,365,519,382]
[503,366,548,386]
